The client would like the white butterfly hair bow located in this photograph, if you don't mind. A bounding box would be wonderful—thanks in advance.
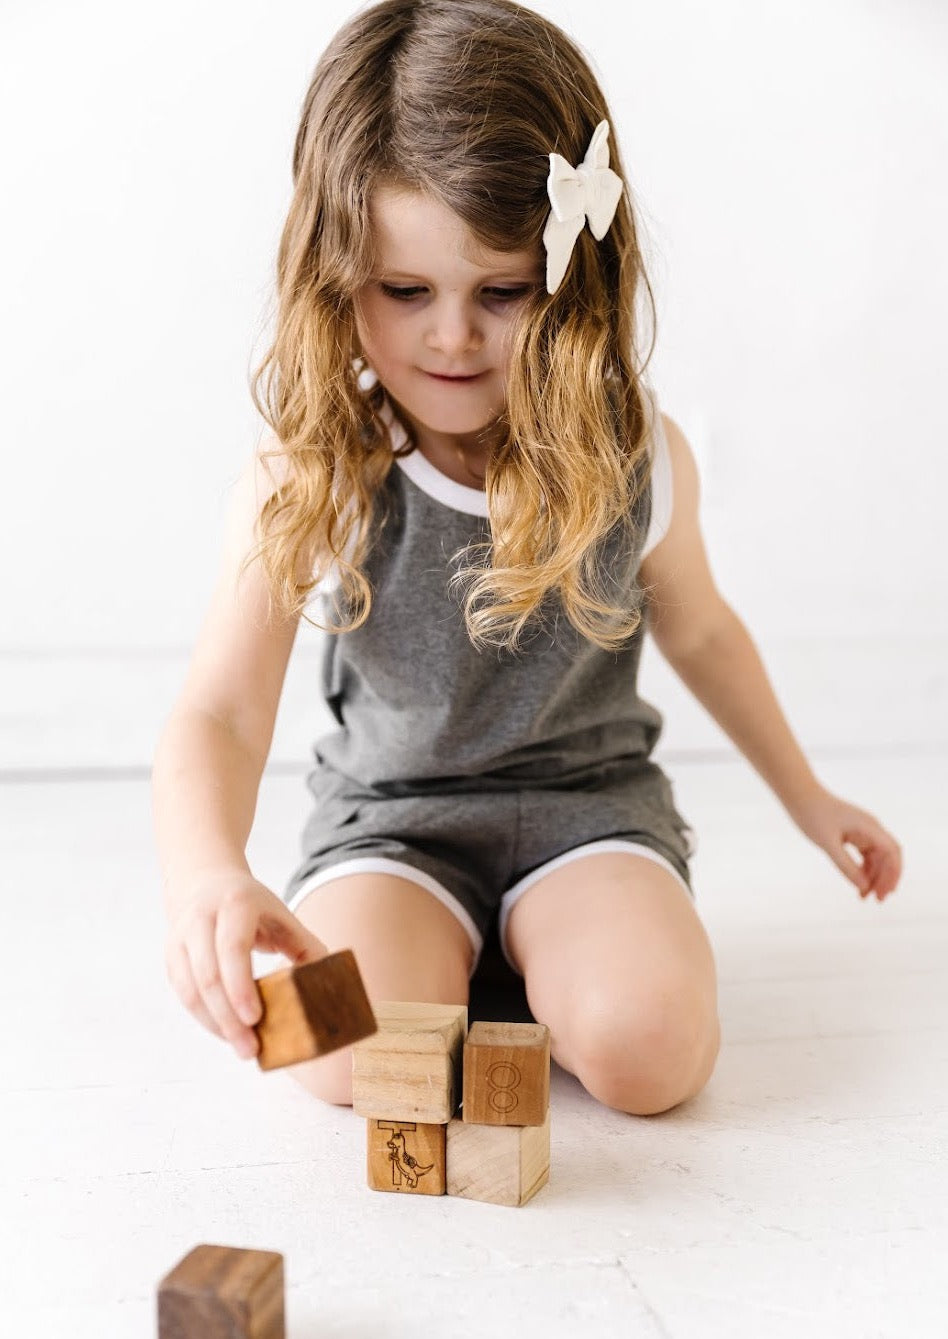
[542,119,624,295]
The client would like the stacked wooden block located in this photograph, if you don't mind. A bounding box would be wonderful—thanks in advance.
[353,1003,551,1206]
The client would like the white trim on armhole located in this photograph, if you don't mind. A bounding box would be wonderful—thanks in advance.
[640,386,673,563]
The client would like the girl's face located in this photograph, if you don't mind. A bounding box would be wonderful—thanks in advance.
[353,185,543,454]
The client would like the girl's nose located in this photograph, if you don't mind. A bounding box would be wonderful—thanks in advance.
[425,301,483,356]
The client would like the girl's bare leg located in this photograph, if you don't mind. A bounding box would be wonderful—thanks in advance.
[505,852,720,1116]
[286,873,474,1104]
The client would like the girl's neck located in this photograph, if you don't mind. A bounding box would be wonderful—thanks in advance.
[413,434,489,490]
[389,397,501,491]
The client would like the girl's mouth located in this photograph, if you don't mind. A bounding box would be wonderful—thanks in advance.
[424,371,485,383]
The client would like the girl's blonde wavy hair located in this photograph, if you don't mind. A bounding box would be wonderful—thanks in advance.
[247,0,660,653]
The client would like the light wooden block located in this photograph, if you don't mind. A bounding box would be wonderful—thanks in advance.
[367,1118,446,1196]
[462,1020,550,1125]
[446,1109,551,1207]
[351,1001,467,1123]
[157,1243,284,1338]
[254,948,377,1071]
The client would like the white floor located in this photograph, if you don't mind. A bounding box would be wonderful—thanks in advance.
[1,750,946,1338]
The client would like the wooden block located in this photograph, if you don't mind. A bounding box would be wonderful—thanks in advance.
[462,1020,550,1125]
[367,1118,446,1195]
[157,1243,284,1338]
[351,1001,467,1123]
[446,1109,551,1207]
[254,948,377,1071]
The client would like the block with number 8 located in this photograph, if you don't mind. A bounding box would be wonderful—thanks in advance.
[461,1020,550,1126]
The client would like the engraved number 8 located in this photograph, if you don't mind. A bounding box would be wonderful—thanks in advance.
[487,1060,522,1114]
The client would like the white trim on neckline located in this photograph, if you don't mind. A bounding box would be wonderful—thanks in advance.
[376,392,490,517]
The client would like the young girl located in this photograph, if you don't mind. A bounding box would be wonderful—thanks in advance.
[152,0,902,1117]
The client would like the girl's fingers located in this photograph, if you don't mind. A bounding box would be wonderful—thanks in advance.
[256,908,330,968]
[165,936,226,1042]
[216,902,266,1030]
[187,914,258,1057]
[877,849,901,897]
[860,849,880,896]
[165,893,333,1061]
[856,843,901,901]
[838,839,872,894]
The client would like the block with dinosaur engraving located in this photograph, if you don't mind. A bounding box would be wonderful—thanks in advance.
[351,1001,467,1124]
[254,948,377,1071]
[461,1020,550,1125]
[446,1109,551,1206]
[367,1118,446,1195]
[157,1243,284,1338]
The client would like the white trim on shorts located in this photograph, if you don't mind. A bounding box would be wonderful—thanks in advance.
[497,839,695,976]
[285,841,693,983]
[286,857,486,974]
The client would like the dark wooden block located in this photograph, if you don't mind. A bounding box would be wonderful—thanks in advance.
[254,948,377,1071]
[157,1243,284,1338]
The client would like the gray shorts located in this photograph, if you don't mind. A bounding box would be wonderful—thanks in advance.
[283,768,697,977]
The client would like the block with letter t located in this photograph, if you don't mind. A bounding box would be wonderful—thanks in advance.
[367,1118,447,1195]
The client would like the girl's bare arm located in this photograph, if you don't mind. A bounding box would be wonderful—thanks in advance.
[640,413,901,900]
[152,442,299,894]
[152,444,327,1055]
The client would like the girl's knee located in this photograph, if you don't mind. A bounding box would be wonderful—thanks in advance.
[286,1045,355,1106]
[546,989,721,1116]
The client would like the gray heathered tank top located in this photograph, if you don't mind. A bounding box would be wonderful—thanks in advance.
[302,383,672,801]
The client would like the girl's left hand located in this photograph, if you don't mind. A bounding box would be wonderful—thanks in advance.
[789,786,902,902]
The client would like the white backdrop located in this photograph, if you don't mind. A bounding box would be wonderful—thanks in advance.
[1,0,945,771]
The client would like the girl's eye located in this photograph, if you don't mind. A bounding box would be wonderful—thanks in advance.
[379,284,425,300]
[378,283,533,303]
[484,287,532,301]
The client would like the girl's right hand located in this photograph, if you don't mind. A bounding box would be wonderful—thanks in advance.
[163,870,330,1061]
